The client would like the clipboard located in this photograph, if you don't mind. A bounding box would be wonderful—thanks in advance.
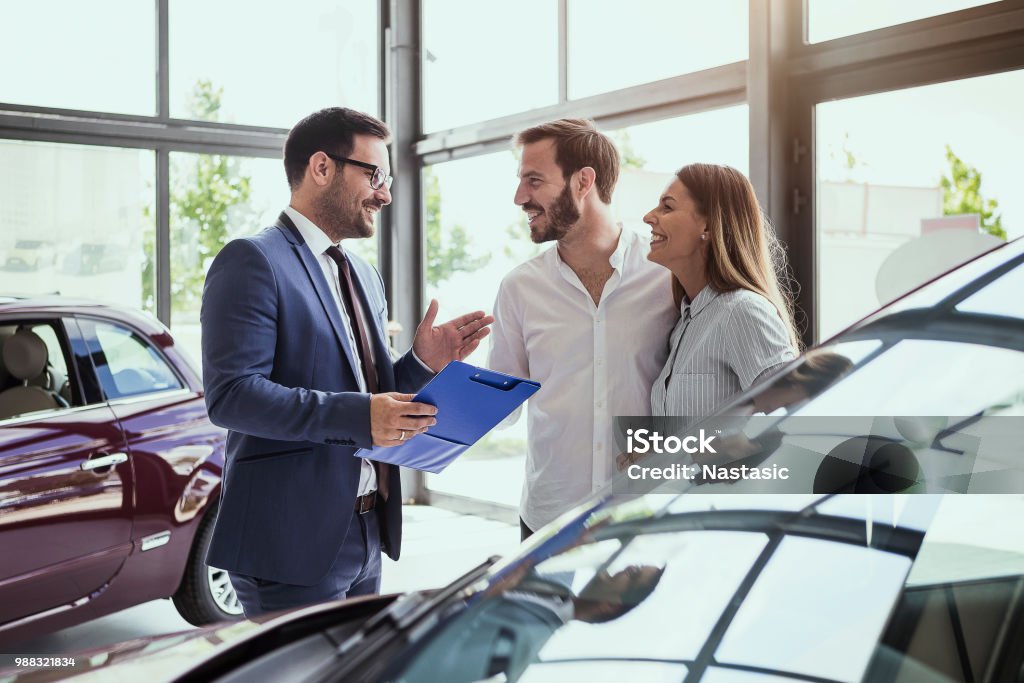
[354,361,540,473]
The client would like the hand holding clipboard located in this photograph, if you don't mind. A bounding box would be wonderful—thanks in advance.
[354,361,540,473]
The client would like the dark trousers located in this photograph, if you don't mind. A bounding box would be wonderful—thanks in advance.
[229,509,381,618]
[520,517,534,542]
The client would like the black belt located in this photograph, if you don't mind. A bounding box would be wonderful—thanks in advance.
[355,491,377,514]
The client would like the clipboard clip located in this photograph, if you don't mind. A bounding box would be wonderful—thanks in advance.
[469,371,520,391]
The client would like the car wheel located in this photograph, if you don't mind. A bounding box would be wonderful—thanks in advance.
[172,500,244,625]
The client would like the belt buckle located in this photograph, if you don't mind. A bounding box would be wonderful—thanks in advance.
[356,492,376,515]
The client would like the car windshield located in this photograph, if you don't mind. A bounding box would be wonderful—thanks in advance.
[14,240,44,249]
[359,247,1024,683]
[370,493,1024,682]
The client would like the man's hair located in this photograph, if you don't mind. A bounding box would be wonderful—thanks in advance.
[514,118,619,204]
[283,107,391,190]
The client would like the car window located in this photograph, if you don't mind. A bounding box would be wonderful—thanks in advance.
[0,320,77,420]
[89,321,183,399]
[905,495,1024,586]
[955,265,1024,319]
[795,340,1023,417]
[874,241,1022,317]
[864,494,1024,682]
[731,339,1023,419]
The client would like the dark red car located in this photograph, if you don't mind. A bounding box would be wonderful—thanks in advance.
[0,296,236,646]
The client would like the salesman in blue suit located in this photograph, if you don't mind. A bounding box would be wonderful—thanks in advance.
[201,107,493,617]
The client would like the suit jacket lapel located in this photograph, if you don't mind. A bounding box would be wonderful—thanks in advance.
[275,214,363,386]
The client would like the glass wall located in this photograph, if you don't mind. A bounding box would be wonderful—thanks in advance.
[815,69,1024,339]
[170,0,379,127]
[423,152,532,506]
[0,1,156,115]
[567,0,748,99]
[167,154,288,368]
[422,0,559,132]
[0,140,154,311]
[807,0,1000,44]
[608,105,750,230]
[1,0,381,367]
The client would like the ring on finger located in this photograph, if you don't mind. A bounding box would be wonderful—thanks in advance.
[399,430,406,441]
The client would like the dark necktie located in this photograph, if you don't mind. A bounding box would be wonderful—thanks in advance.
[325,246,388,500]
[326,246,379,394]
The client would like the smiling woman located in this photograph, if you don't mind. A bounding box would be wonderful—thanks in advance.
[644,164,799,422]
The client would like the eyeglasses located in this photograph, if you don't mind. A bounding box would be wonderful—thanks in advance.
[323,152,393,190]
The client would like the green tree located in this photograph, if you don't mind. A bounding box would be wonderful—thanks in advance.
[424,166,490,287]
[141,80,255,315]
[611,129,646,170]
[940,145,1006,241]
[502,217,540,261]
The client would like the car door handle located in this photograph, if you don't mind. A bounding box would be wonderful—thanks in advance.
[81,452,129,471]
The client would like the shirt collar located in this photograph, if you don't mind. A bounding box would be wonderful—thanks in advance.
[284,206,338,256]
[683,284,720,318]
[608,223,631,270]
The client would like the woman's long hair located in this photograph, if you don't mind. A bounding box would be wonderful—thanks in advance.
[675,163,802,350]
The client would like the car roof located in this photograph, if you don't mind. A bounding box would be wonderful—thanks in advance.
[0,296,169,336]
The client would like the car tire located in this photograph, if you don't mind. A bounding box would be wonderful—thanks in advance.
[172,500,244,625]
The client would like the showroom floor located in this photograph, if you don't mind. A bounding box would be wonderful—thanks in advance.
[11,505,519,655]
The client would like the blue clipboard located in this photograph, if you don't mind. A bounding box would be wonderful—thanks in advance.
[354,360,540,474]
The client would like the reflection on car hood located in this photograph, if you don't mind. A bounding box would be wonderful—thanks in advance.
[0,594,390,683]
[0,620,263,682]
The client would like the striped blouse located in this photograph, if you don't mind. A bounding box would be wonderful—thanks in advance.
[650,286,796,419]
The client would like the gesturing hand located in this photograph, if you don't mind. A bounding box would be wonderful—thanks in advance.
[412,299,495,373]
[370,392,438,448]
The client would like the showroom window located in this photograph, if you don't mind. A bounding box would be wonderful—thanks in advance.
[421,0,559,133]
[0,140,156,313]
[806,0,1001,44]
[607,105,750,229]
[815,69,1024,339]
[169,0,379,127]
[567,0,748,99]
[0,0,156,115]
[422,151,530,507]
[167,153,288,368]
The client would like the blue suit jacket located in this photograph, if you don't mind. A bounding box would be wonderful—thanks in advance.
[201,215,433,585]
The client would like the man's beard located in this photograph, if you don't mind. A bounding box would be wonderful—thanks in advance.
[528,184,581,243]
[314,176,378,242]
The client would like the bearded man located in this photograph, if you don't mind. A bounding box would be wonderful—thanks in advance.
[488,119,676,540]
[202,107,492,615]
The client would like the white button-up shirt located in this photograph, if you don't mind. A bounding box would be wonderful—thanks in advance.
[488,227,678,530]
[284,206,377,496]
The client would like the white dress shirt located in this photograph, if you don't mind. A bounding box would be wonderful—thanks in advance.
[488,227,678,530]
[284,206,377,496]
